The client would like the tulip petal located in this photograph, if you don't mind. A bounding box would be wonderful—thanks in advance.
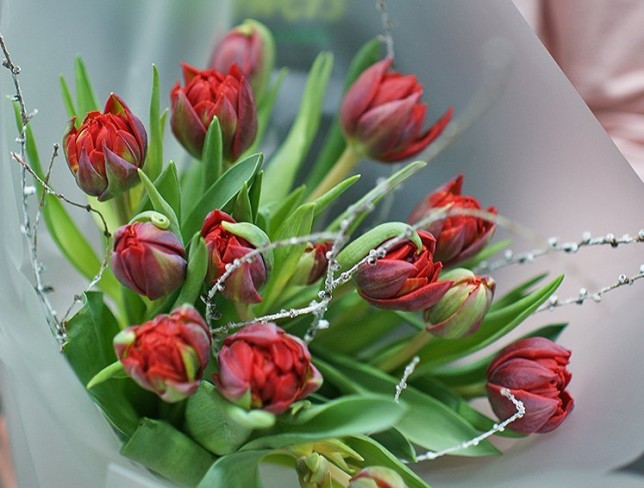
[76,148,107,198]
[170,89,207,159]
[340,57,392,134]
[384,106,453,161]
[361,279,452,312]
[354,259,417,299]
[101,144,139,201]
[487,384,560,434]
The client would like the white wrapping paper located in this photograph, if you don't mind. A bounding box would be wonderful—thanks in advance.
[1,1,642,487]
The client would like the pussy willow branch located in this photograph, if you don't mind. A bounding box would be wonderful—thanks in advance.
[394,356,419,403]
[475,229,644,273]
[1,35,66,343]
[410,387,525,462]
[537,265,644,313]
[376,0,397,59]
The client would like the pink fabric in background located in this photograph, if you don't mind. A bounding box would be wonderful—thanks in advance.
[514,0,644,180]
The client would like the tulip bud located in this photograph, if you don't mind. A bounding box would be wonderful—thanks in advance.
[63,93,147,201]
[213,322,322,414]
[170,63,257,161]
[349,467,408,488]
[296,453,333,488]
[339,57,452,163]
[424,268,495,339]
[111,220,187,300]
[354,230,452,312]
[486,337,574,434]
[290,242,333,286]
[209,19,275,103]
[201,209,269,303]
[113,305,211,403]
[409,174,496,266]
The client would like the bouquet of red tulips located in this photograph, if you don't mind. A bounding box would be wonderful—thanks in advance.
[6,17,580,488]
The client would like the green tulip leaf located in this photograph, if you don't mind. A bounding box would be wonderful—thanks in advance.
[202,115,223,186]
[240,395,405,451]
[182,152,263,238]
[172,232,208,310]
[233,181,254,223]
[257,203,315,313]
[336,222,421,270]
[314,349,499,456]
[74,56,99,119]
[345,435,430,488]
[137,169,182,242]
[264,185,305,238]
[248,170,263,224]
[121,418,215,487]
[370,428,418,463]
[329,161,427,233]
[196,450,273,488]
[144,64,163,181]
[59,75,77,119]
[135,161,182,221]
[184,382,258,456]
[310,174,361,217]
[261,52,334,204]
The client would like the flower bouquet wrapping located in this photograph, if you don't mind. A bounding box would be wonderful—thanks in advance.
[1,1,644,487]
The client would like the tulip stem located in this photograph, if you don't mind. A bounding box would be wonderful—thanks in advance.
[307,145,361,201]
[113,191,132,225]
[375,330,432,373]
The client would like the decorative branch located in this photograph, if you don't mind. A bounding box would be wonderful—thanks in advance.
[376,0,397,59]
[394,356,419,403]
[410,387,525,462]
[537,265,644,312]
[475,230,644,273]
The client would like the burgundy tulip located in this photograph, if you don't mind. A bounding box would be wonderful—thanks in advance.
[63,93,147,201]
[424,268,495,339]
[339,57,452,162]
[170,63,257,161]
[291,241,333,286]
[113,305,211,403]
[354,230,452,312]
[486,337,574,434]
[111,221,186,300]
[213,322,322,414]
[201,209,267,303]
[209,19,274,101]
[409,174,496,266]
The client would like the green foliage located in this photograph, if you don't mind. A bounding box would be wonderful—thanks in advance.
[197,450,271,488]
[172,232,209,310]
[261,52,334,204]
[144,65,165,181]
[121,418,216,487]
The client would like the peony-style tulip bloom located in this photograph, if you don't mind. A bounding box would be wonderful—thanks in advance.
[201,209,268,304]
[424,268,495,339]
[408,174,496,266]
[63,93,147,201]
[113,305,211,403]
[170,63,257,161]
[339,57,452,162]
[209,19,275,102]
[291,241,333,286]
[349,466,408,488]
[486,337,574,434]
[111,221,187,300]
[354,230,452,312]
[213,322,322,414]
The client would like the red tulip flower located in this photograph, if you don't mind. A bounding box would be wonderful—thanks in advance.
[213,322,322,414]
[63,93,147,201]
[111,221,187,300]
[113,305,211,403]
[291,241,333,286]
[424,268,495,339]
[409,174,496,266]
[209,19,274,101]
[201,209,268,304]
[339,57,452,162]
[486,337,574,434]
[349,466,407,488]
[170,63,257,161]
[354,230,452,312]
